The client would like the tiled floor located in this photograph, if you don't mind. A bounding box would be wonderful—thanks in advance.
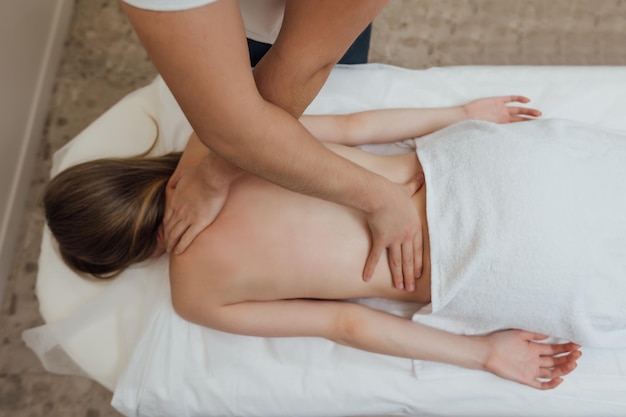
[1,1,624,416]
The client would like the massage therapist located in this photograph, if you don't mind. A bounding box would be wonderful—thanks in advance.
[120,0,423,291]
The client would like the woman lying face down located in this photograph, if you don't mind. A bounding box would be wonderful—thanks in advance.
[44,96,583,390]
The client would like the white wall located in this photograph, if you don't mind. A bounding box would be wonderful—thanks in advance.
[0,0,74,304]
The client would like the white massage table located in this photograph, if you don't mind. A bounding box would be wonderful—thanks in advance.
[24,64,626,417]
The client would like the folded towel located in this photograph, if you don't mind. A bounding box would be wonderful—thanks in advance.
[413,119,626,348]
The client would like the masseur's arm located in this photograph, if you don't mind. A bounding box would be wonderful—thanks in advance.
[163,133,243,237]
[122,0,422,289]
[172,294,581,390]
[300,96,542,146]
[168,95,540,230]
[170,96,540,200]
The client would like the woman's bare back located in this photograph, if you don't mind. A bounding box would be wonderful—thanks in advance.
[170,147,431,305]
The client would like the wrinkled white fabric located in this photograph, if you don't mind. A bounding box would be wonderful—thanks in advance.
[413,119,626,347]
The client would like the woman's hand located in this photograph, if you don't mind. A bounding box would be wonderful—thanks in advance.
[164,154,242,255]
[463,96,542,124]
[481,330,581,390]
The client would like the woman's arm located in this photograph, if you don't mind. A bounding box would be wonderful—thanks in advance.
[300,96,541,146]
[173,296,580,390]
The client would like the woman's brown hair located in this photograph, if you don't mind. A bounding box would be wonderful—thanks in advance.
[44,152,181,279]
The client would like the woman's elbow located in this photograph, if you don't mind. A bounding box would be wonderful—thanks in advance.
[332,305,367,345]
[171,295,197,323]
[170,291,214,326]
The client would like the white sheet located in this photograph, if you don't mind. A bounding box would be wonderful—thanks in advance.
[24,64,626,417]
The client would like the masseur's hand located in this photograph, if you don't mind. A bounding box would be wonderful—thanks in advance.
[164,154,241,254]
[463,95,542,123]
[363,173,425,291]
[481,330,581,390]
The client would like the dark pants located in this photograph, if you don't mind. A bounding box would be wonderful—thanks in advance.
[247,24,372,67]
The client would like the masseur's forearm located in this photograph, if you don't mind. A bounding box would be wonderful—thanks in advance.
[123,0,393,215]
[201,99,391,214]
[232,0,391,209]
[173,132,209,172]
[176,1,393,212]
[252,0,387,118]
[170,133,242,188]
[252,48,333,119]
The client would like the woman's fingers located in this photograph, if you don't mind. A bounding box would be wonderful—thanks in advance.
[540,355,579,376]
[501,96,541,123]
[484,330,581,390]
[507,95,531,103]
[540,350,581,369]
[533,342,581,389]
[531,361,574,390]
[540,341,581,356]
[508,106,542,121]
[535,377,564,390]
[519,333,581,389]
[509,106,542,116]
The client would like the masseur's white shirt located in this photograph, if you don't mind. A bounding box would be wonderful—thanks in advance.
[122,0,285,44]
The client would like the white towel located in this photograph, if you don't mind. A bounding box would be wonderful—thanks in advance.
[413,119,626,347]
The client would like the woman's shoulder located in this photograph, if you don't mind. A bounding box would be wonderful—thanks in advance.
[168,231,245,313]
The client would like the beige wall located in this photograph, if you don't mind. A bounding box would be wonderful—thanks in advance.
[0,0,74,303]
